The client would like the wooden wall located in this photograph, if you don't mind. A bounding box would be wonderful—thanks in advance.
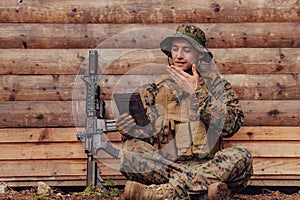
[0,0,299,187]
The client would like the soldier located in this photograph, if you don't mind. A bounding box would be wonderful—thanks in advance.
[116,24,253,199]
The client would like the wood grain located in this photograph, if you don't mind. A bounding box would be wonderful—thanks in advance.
[0,74,299,101]
[0,48,299,75]
[0,23,299,49]
[0,100,299,127]
[0,0,299,23]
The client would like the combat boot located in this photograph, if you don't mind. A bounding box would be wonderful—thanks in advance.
[208,182,231,200]
[124,181,177,200]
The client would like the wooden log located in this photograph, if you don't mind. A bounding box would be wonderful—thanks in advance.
[1,126,299,159]
[0,0,299,23]
[96,74,300,101]
[0,142,122,160]
[0,101,76,127]
[0,128,121,143]
[97,74,300,100]
[0,126,298,143]
[1,157,299,182]
[0,128,78,143]
[0,75,77,101]
[225,74,300,100]
[0,49,87,75]
[103,48,300,75]
[0,142,86,160]
[251,175,300,180]
[0,100,299,127]
[240,100,300,126]
[1,74,298,101]
[0,23,299,49]
[226,126,300,141]
[249,177,300,186]
[0,160,87,177]
[2,139,299,160]
[224,141,300,157]
[253,158,300,175]
[0,159,121,178]
[0,48,299,75]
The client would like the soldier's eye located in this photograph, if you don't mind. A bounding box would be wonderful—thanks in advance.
[171,47,178,52]
[183,48,192,53]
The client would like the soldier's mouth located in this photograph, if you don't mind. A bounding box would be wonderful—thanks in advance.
[175,61,186,66]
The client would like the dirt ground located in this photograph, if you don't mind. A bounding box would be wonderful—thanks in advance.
[1,186,299,200]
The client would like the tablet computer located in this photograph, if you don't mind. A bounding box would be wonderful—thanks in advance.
[113,92,150,127]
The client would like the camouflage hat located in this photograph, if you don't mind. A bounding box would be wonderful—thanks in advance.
[160,24,213,61]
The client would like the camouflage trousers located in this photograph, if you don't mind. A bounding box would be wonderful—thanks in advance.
[119,139,253,198]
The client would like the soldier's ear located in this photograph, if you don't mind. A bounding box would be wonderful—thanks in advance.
[199,51,213,63]
[197,52,205,60]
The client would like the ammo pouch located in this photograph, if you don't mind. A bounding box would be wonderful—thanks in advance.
[175,120,209,160]
[156,118,217,161]
[155,117,177,161]
[152,76,220,161]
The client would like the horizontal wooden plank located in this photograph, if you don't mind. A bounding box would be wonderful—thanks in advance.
[0,142,86,160]
[0,128,121,143]
[105,100,300,126]
[0,101,76,127]
[0,100,299,127]
[0,141,122,160]
[0,160,87,177]
[1,157,299,186]
[4,176,300,187]
[0,126,298,144]
[0,23,299,49]
[224,141,300,157]
[102,48,300,75]
[1,127,299,159]
[251,175,300,180]
[98,74,300,100]
[1,74,299,101]
[99,157,299,177]
[253,158,300,175]
[0,49,86,75]
[248,178,300,187]
[0,75,76,101]
[0,0,299,23]
[227,126,300,141]
[2,139,299,159]
[239,100,300,126]
[225,74,300,100]
[0,159,121,178]
[0,48,299,75]
[248,174,300,187]
[0,128,78,143]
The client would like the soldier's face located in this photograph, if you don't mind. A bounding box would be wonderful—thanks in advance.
[171,38,199,71]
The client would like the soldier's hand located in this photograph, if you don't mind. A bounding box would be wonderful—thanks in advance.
[167,64,200,94]
[116,113,136,137]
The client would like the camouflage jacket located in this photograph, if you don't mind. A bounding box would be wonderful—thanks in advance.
[142,74,244,139]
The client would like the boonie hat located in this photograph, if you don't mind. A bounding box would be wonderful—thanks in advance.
[160,24,213,62]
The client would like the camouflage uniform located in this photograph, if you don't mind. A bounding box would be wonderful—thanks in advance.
[118,25,253,199]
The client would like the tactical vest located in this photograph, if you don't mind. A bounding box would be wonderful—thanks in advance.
[152,75,220,161]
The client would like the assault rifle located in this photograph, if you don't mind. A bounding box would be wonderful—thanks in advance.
[77,50,119,191]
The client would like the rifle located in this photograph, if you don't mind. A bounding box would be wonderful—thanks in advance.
[77,50,119,191]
